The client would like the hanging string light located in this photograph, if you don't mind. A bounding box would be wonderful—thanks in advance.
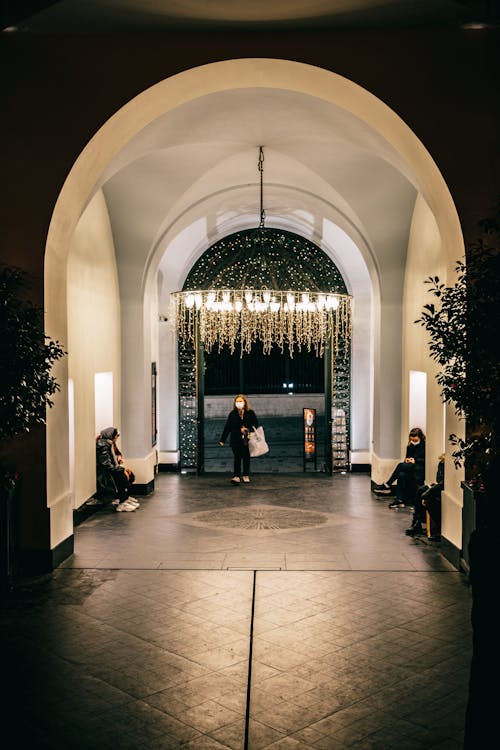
[171,147,352,357]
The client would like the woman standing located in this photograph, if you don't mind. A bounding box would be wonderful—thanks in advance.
[219,394,259,484]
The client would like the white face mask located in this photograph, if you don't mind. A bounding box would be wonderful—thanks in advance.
[410,438,420,444]
[235,401,244,409]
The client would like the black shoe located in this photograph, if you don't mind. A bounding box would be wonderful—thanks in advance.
[373,484,392,495]
[389,500,405,509]
[405,525,424,536]
[428,534,441,542]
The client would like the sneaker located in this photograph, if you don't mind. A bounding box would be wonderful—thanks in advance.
[373,483,392,495]
[85,497,103,507]
[115,501,136,512]
[242,476,250,483]
[231,476,241,484]
[389,500,405,509]
[126,497,140,507]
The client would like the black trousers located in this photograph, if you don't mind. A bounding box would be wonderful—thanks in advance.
[412,482,442,531]
[232,443,250,477]
[387,462,419,503]
[96,467,131,502]
[425,484,442,535]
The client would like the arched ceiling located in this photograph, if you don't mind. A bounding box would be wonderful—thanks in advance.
[4,0,491,33]
[100,86,417,295]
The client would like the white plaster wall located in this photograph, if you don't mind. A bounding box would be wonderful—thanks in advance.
[402,194,464,548]
[67,190,121,510]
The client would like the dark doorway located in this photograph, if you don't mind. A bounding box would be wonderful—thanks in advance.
[177,227,350,474]
[203,344,325,473]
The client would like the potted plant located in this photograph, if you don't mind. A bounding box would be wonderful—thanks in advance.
[416,203,500,749]
[0,263,65,588]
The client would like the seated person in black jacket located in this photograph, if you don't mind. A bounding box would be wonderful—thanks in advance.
[406,454,444,538]
[373,427,426,508]
[96,427,138,511]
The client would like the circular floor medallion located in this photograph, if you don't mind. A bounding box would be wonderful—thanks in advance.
[192,505,328,530]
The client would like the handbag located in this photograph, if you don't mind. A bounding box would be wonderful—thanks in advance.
[248,426,269,457]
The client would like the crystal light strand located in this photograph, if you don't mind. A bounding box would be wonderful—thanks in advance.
[171,289,351,360]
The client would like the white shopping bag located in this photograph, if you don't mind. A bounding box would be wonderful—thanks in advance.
[248,426,269,457]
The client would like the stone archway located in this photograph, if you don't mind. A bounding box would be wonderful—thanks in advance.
[44,58,464,560]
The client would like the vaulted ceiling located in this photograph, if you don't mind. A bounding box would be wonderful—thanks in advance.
[3,0,497,32]
[99,84,417,299]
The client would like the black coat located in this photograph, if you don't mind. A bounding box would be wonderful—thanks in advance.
[405,440,426,485]
[220,409,259,447]
[96,429,124,498]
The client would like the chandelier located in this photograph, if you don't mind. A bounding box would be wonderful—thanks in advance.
[171,147,352,357]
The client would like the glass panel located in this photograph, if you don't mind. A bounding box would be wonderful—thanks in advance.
[178,338,197,470]
[332,338,350,472]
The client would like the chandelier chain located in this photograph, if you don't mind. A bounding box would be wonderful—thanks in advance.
[258,145,265,229]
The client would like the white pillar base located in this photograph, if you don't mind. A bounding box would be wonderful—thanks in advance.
[371,453,399,485]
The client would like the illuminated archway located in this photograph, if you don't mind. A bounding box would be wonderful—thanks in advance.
[45,58,464,557]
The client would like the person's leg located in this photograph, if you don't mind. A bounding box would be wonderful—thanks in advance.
[231,446,241,482]
[425,486,442,538]
[112,469,138,510]
[242,446,250,481]
[373,462,406,494]
[387,462,407,487]
[406,484,427,534]
[113,469,130,502]
[389,463,416,507]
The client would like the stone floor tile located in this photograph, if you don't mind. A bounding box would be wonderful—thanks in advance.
[176,699,243,733]
[1,473,473,748]
[247,719,287,749]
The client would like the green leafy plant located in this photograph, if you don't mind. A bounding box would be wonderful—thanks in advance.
[415,205,500,476]
[0,263,65,441]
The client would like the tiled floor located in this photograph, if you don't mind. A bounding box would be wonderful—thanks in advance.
[1,472,472,749]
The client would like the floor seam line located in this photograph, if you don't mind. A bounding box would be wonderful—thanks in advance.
[244,569,257,750]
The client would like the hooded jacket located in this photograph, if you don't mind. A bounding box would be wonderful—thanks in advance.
[96,427,122,473]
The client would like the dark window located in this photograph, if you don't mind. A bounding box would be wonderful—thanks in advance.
[204,343,324,395]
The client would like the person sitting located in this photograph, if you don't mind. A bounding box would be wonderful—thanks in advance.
[406,454,445,538]
[372,427,426,508]
[95,427,139,512]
